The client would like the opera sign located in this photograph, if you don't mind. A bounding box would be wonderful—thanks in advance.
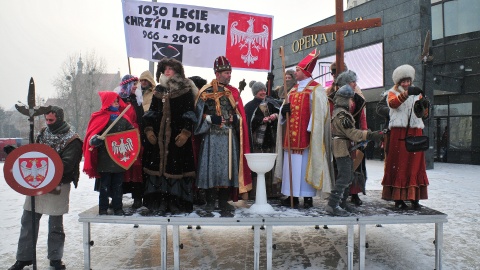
[3,144,63,196]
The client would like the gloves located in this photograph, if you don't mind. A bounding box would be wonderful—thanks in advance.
[3,145,17,155]
[267,72,274,81]
[341,117,354,129]
[155,85,167,93]
[238,79,246,92]
[89,135,104,147]
[175,129,192,147]
[366,130,384,143]
[407,86,423,96]
[281,103,291,117]
[210,115,223,125]
[414,98,430,118]
[145,129,157,145]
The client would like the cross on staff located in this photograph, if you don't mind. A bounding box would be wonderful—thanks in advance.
[303,0,382,75]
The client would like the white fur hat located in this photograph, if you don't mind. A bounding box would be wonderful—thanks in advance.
[392,64,415,84]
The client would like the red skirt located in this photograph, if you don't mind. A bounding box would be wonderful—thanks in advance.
[381,127,429,201]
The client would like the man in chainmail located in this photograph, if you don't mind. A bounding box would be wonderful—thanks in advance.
[8,106,83,270]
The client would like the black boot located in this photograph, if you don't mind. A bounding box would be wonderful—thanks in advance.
[132,198,142,209]
[158,196,168,215]
[350,194,363,206]
[281,196,299,208]
[205,189,216,211]
[411,200,421,210]
[50,260,66,270]
[218,188,235,211]
[8,260,32,270]
[394,200,408,209]
[168,196,181,214]
[304,197,313,209]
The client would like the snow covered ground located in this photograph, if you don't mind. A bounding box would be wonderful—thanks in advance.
[1,160,479,269]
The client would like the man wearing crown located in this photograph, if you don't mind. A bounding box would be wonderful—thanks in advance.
[274,49,334,209]
[194,56,252,212]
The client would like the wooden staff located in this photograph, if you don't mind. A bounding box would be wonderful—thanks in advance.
[229,127,232,180]
[279,46,294,208]
[88,104,131,151]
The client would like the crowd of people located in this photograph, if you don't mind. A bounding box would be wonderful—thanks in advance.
[5,52,431,269]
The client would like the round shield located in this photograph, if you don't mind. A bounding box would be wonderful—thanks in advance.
[3,143,64,196]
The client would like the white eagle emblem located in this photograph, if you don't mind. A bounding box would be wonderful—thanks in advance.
[230,17,269,66]
[111,138,134,162]
[20,159,48,187]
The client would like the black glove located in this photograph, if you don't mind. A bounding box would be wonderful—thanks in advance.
[210,115,222,125]
[238,79,246,91]
[366,130,383,143]
[281,103,291,117]
[414,98,430,118]
[89,135,104,147]
[341,117,354,129]
[3,145,17,155]
[267,72,274,81]
[407,86,423,96]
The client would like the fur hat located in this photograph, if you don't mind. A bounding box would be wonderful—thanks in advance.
[297,49,319,77]
[336,70,357,87]
[213,56,232,73]
[392,64,415,84]
[156,58,185,82]
[249,80,266,96]
[334,85,354,109]
[336,84,355,98]
[188,76,207,89]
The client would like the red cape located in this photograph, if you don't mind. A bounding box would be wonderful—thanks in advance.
[82,91,132,178]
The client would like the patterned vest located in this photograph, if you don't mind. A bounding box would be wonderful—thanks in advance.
[283,85,312,150]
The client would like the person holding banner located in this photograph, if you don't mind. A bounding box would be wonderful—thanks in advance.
[194,56,252,211]
[83,92,135,216]
[143,58,198,215]
[274,49,333,209]
[8,106,82,270]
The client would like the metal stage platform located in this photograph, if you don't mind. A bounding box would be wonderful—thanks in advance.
[78,191,447,270]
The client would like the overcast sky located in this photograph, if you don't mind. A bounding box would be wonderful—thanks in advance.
[0,0,344,110]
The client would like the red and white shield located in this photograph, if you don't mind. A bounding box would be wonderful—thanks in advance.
[105,129,140,170]
[18,157,49,188]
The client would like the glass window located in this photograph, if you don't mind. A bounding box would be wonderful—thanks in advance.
[444,0,480,37]
[449,103,472,116]
[449,116,472,150]
[434,104,449,116]
[431,4,443,40]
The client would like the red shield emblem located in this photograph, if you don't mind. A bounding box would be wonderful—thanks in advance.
[105,129,140,170]
[19,157,49,188]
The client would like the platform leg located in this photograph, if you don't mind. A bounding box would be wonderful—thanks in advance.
[173,225,180,270]
[266,225,273,270]
[359,224,366,270]
[254,225,261,270]
[435,222,444,270]
[83,222,91,270]
[347,225,354,270]
[160,225,167,270]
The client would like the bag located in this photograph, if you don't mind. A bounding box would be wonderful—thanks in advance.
[404,135,429,152]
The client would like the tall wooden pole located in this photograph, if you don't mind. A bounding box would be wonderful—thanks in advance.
[279,47,294,208]
[335,0,345,74]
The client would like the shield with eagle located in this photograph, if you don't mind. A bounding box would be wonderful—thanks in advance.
[105,129,140,170]
[19,157,49,188]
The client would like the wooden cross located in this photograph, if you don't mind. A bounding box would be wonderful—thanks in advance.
[303,0,382,74]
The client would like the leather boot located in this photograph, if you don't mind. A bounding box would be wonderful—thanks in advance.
[158,196,168,215]
[394,200,408,209]
[218,188,235,211]
[304,197,313,209]
[8,260,32,270]
[205,189,216,211]
[281,196,299,208]
[168,196,181,214]
[350,194,363,206]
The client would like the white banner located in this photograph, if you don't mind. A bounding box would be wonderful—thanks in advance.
[122,0,274,71]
